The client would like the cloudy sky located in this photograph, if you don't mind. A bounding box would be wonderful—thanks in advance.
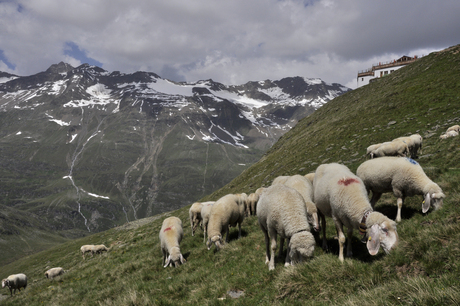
[1,0,459,88]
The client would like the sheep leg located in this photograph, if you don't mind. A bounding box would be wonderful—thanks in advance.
[284,238,291,267]
[333,217,346,262]
[237,222,242,239]
[225,225,230,243]
[396,197,403,222]
[203,223,207,244]
[346,227,354,258]
[318,210,328,251]
[370,191,382,208]
[262,227,270,265]
[269,229,278,271]
[278,237,284,259]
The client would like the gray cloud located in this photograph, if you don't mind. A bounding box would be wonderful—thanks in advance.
[1,0,459,88]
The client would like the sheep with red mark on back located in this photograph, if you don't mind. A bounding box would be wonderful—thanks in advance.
[313,163,399,262]
[159,217,186,268]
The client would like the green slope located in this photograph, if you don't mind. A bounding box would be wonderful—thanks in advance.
[1,45,460,305]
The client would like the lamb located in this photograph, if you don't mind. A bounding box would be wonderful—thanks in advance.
[2,273,27,296]
[91,244,110,256]
[371,139,409,158]
[80,245,95,259]
[313,163,399,262]
[200,201,215,243]
[282,175,320,232]
[446,124,460,133]
[45,267,65,279]
[440,130,459,139]
[206,193,246,251]
[159,216,186,268]
[257,185,315,270]
[356,157,445,222]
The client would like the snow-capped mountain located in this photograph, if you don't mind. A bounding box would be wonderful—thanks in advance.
[0,62,349,242]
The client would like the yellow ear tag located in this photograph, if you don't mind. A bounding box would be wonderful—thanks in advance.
[368,236,372,241]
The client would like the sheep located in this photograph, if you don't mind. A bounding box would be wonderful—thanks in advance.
[257,185,315,270]
[394,134,423,158]
[283,175,320,232]
[159,216,186,268]
[201,201,215,243]
[446,124,460,133]
[304,172,315,183]
[246,187,266,216]
[371,139,409,158]
[91,244,110,256]
[356,157,445,222]
[80,245,95,259]
[313,163,399,262]
[45,267,65,279]
[440,130,458,139]
[2,273,27,296]
[206,194,245,251]
[189,202,203,236]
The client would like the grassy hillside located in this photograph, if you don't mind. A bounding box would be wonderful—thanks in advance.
[1,45,460,305]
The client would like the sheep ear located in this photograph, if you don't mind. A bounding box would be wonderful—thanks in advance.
[422,193,431,213]
[180,254,186,264]
[366,224,381,255]
[164,255,171,268]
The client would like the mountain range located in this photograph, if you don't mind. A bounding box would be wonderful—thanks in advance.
[0,62,349,262]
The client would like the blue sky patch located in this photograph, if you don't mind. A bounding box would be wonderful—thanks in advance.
[64,42,102,68]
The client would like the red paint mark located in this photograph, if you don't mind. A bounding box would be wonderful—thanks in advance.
[163,227,172,232]
[338,178,359,186]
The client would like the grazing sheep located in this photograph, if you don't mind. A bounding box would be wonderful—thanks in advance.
[246,187,266,216]
[189,202,203,236]
[257,185,315,270]
[440,130,459,139]
[201,202,215,243]
[45,267,65,279]
[91,244,110,256]
[394,134,423,158]
[313,163,399,262]
[2,274,27,296]
[371,139,409,158]
[80,245,94,259]
[159,216,186,268]
[446,124,460,133]
[356,157,445,222]
[206,194,246,251]
[283,175,320,232]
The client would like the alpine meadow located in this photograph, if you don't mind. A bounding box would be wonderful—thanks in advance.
[1,44,460,305]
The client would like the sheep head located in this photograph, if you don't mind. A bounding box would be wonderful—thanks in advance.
[423,191,445,213]
[366,213,398,256]
[164,247,186,268]
[207,235,222,251]
[288,231,315,265]
[1,279,8,288]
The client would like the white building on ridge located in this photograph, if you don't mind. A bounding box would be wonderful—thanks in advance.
[357,55,419,88]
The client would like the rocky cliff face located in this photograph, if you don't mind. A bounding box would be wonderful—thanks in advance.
[0,62,349,239]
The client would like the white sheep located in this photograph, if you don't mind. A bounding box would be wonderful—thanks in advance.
[356,157,445,222]
[446,124,460,133]
[257,184,315,270]
[80,245,95,259]
[45,267,65,279]
[371,139,409,158]
[200,202,215,243]
[283,175,320,232]
[304,172,315,183]
[394,134,423,158]
[189,202,203,236]
[91,244,110,256]
[440,130,459,139]
[2,273,27,296]
[272,175,290,185]
[206,194,246,251]
[159,216,186,268]
[313,163,399,262]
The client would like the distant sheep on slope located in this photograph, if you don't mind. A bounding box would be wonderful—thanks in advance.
[91,245,110,256]
[45,267,65,279]
[189,202,204,236]
[80,245,94,259]
[159,216,186,268]
[357,157,445,222]
[2,274,27,296]
[440,130,458,139]
[201,202,215,243]
[446,124,460,133]
[313,163,399,262]
[257,185,315,270]
[371,139,409,159]
[394,134,423,158]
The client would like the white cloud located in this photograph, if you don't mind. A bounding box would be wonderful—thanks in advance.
[0,0,458,86]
